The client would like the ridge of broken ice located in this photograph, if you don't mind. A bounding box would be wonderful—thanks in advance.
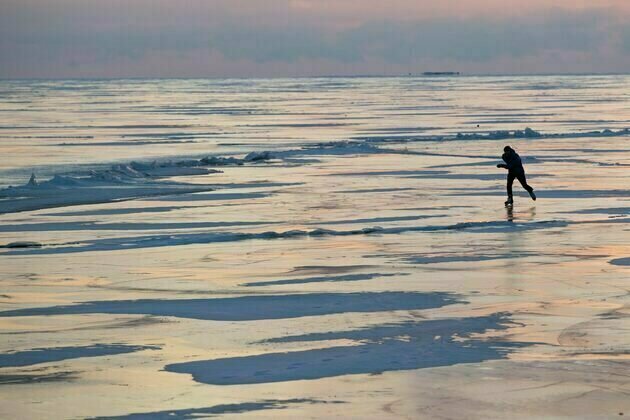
[0,219,569,255]
[452,127,630,141]
[1,127,626,215]
[354,127,630,143]
[0,141,394,214]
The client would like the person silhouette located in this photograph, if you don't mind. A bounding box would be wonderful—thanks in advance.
[497,146,536,206]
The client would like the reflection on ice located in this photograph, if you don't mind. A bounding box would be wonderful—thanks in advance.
[241,273,408,287]
[0,220,277,233]
[92,399,343,420]
[0,344,159,368]
[165,313,531,385]
[451,189,630,199]
[0,292,460,321]
[609,258,630,266]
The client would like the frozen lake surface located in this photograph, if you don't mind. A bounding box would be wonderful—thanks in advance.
[0,76,629,418]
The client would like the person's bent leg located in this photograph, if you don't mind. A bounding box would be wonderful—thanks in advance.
[516,172,533,193]
[517,172,536,200]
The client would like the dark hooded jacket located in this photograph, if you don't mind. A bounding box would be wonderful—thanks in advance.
[502,149,524,173]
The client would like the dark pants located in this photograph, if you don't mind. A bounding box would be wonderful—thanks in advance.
[507,170,533,197]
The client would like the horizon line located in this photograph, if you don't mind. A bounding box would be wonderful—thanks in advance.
[1,72,629,82]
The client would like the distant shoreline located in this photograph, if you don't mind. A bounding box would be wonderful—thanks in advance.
[1,72,629,81]
[420,72,460,76]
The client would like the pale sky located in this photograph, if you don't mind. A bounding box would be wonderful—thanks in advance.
[1,0,629,78]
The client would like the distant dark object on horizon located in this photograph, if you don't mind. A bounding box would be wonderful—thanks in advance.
[421,72,461,76]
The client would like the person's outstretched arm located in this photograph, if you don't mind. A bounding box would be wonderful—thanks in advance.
[497,163,508,169]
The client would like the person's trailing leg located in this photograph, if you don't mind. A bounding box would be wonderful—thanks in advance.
[517,172,536,201]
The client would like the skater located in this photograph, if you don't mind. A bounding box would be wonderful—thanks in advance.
[497,146,536,206]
